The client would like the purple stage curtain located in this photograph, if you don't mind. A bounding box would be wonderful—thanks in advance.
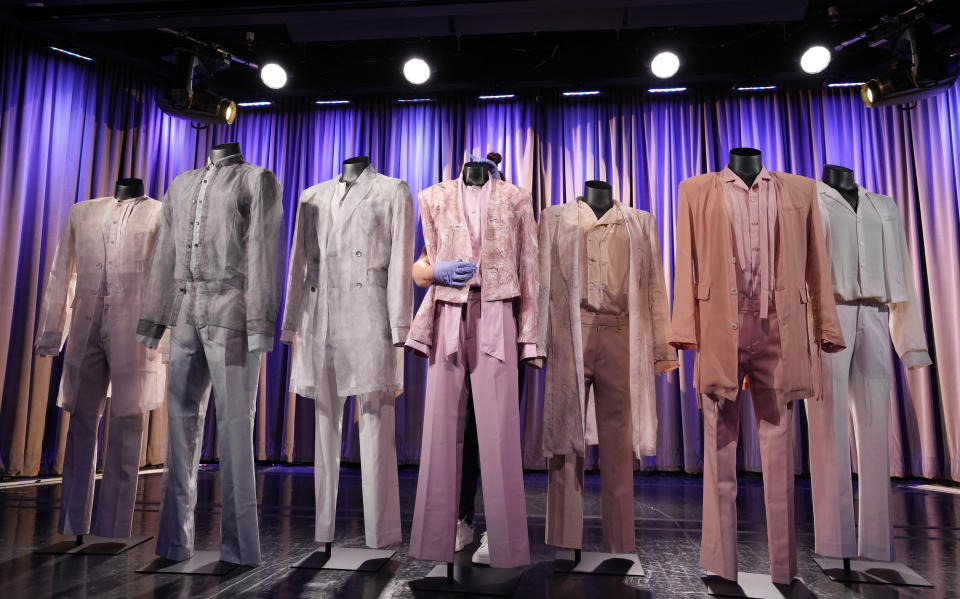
[2,33,959,482]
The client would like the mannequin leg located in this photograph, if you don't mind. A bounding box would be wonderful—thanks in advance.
[468,298,530,568]
[92,411,145,538]
[156,320,211,562]
[849,304,895,562]
[590,317,634,554]
[805,302,858,557]
[59,326,110,536]
[409,307,469,564]
[356,390,402,548]
[203,325,261,566]
[700,393,741,581]
[312,357,345,545]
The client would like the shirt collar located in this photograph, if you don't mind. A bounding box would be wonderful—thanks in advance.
[577,197,623,224]
[205,152,245,167]
[720,166,772,189]
[115,194,147,203]
[458,171,494,195]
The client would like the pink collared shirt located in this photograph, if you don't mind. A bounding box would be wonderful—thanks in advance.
[720,166,777,318]
[459,176,493,287]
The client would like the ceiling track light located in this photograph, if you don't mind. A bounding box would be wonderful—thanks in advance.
[651,51,681,79]
[403,58,431,85]
[157,54,237,125]
[260,63,288,89]
[801,45,832,74]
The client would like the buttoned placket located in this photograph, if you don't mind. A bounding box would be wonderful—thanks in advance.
[189,164,215,278]
[101,199,137,298]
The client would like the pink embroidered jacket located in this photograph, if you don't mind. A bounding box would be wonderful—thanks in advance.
[406,178,539,353]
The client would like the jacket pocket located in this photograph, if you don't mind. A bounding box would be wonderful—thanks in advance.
[368,267,388,288]
[696,283,710,301]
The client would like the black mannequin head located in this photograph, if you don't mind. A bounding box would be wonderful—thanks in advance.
[341,155,371,184]
[822,164,859,211]
[210,142,241,163]
[462,162,490,187]
[582,180,614,219]
[728,147,763,188]
[114,178,144,201]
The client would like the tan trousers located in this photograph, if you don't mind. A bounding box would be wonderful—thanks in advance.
[701,306,797,585]
[546,311,635,553]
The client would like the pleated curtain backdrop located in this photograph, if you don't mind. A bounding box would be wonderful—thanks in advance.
[2,32,958,482]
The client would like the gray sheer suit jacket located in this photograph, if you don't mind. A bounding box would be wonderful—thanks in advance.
[138,153,284,351]
[281,166,414,398]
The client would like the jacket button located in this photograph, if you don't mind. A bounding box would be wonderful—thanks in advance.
[355,282,363,288]
[731,323,738,330]
[355,250,362,257]
[179,288,186,293]
[731,257,736,263]
[730,288,737,295]
[311,286,316,292]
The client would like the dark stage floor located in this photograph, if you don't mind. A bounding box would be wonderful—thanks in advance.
[0,465,957,598]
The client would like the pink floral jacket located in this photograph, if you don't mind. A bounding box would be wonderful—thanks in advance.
[406,178,539,353]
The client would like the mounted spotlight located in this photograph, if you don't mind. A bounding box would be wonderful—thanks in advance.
[800,45,831,74]
[157,54,237,124]
[260,62,287,89]
[403,57,431,85]
[860,23,958,107]
[651,51,680,79]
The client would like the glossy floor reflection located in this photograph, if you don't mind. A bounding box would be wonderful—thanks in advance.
[1,465,957,598]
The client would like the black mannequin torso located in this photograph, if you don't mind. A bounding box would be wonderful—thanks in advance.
[822,165,859,211]
[582,180,614,219]
[114,178,144,201]
[341,155,371,185]
[209,142,241,163]
[727,147,764,188]
[462,162,490,187]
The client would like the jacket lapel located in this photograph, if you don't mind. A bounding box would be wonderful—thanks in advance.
[817,180,857,215]
[337,166,377,225]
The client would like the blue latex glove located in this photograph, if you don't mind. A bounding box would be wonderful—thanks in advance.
[433,259,477,287]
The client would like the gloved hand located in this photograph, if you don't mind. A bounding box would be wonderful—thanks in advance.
[432,259,477,287]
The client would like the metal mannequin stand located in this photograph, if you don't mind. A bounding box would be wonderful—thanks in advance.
[813,556,933,587]
[135,551,240,576]
[292,541,396,572]
[35,533,152,556]
[408,561,524,596]
[702,572,815,599]
[554,548,645,576]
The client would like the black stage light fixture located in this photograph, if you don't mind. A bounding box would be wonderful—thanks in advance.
[856,17,957,107]
[158,54,237,124]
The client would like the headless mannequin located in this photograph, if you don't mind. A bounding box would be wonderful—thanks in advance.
[822,165,859,211]
[582,180,614,219]
[341,155,371,185]
[462,162,490,187]
[728,147,764,188]
[114,178,144,201]
[210,141,241,163]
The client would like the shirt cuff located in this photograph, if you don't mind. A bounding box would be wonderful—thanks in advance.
[901,349,933,370]
[392,326,410,347]
[519,343,538,361]
[280,329,297,345]
[405,338,430,357]
[248,334,274,354]
[655,360,680,375]
[137,334,160,350]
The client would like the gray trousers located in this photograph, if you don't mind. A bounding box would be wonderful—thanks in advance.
[155,316,262,565]
[60,298,146,538]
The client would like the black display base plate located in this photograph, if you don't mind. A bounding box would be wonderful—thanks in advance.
[554,550,645,576]
[408,563,523,596]
[35,535,152,556]
[813,557,933,587]
[703,572,814,599]
[292,546,396,572]
[135,551,241,576]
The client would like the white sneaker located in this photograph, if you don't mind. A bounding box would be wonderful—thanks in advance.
[454,519,474,552]
[471,531,490,565]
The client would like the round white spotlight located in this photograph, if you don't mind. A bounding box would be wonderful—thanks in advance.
[651,51,680,79]
[800,45,831,74]
[403,57,431,85]
[260,63,287,89]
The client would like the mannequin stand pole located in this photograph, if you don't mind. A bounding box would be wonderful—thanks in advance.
[702,572,811,599]
[292,541,396,572]
[408,561,523,596]
[553,549,645,576]
[813,557,933,587]
[35,533,152,556]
